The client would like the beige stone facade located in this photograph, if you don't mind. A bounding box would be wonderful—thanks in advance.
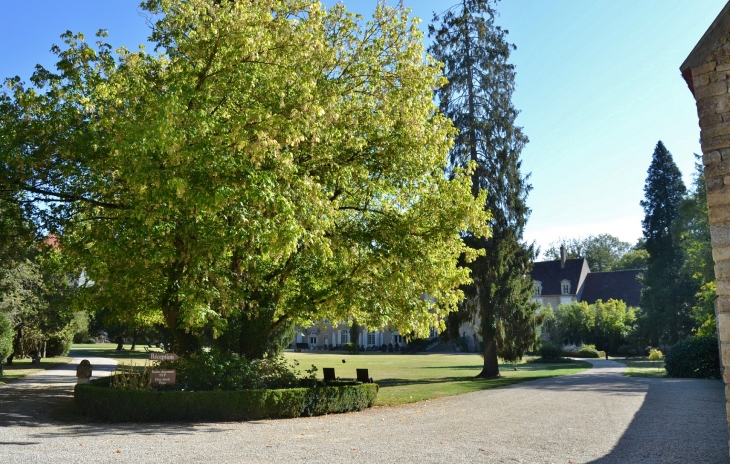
[681,2,730,455]
[293,321,416,350]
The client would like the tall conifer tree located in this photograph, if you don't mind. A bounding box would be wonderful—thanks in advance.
[639,141,695,345]
[429,0,538,378]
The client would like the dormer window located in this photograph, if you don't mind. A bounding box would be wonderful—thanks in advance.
[560,279,571,295]
[533,280,542,296]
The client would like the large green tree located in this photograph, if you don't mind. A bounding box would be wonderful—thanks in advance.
[1,0,487,357]
[429,0,538,378]
[674,158,715,336]
[639,141,695,346]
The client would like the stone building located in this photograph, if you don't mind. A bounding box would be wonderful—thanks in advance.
[292,321,418,350]
[680,1,730,454]
[530,246,642,309]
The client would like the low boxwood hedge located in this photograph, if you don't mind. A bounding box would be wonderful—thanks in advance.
[74,377,378,422]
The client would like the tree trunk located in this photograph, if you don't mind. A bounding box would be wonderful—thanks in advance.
[7,325,23,365]
[478,337,500,378]
[130,327,139,351]
[115,335,124,351]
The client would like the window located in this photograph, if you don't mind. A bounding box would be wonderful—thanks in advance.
[340,330,349,344]
[393,334,402,344]
[367,332,376,345]
[560,279,571,295]
[309,336,317,345]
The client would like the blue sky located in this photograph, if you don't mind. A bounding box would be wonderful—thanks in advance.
[1,0,726,254]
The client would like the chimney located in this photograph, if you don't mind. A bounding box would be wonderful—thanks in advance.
[560,245,566,269]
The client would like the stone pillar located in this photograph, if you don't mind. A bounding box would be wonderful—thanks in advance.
[682,16,730,455]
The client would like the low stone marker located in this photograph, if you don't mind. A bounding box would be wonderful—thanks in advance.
[150,369,176,386]
[76,359,92,384]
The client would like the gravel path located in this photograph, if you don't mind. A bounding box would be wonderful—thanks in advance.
[0,358,727,463]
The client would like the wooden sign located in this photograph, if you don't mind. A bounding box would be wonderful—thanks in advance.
[150,369,176,386]
[149,352,179,362]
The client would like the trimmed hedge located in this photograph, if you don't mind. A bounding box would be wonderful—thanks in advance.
[74,377,378,422]
[665,336,720,379]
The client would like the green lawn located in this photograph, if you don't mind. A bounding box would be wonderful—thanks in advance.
[283,352,591,405]
[70,343,164,367]
[613,357,666,378]
[0,356,72,385]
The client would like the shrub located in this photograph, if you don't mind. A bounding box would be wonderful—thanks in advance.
[665,336,720,379]
[454,337,469,353]
[75,378,378,422]
[343,343,359,354]
[538,342,563,361]
[617,345,638,358]
[46,334,72,357]
[169,351,299,391]
[648,348,663,360]
[576,344,600,358]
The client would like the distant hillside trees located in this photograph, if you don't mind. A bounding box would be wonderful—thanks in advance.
[544,234,635,272]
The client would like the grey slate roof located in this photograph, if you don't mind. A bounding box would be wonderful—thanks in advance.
[530,258,589,296]
[581,269,643,308]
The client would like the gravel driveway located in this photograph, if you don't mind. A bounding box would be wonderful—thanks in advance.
[0,358,727,463]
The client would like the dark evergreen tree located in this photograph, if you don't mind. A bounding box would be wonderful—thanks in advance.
[639,141,695,346]
[429,0,539,378]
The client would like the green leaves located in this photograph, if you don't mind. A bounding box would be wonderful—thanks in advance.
[2,0,487,351]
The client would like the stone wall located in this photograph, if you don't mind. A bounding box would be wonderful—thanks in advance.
[688,26,730,454]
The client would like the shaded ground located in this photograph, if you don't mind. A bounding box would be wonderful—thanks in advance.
[0,358,727,463]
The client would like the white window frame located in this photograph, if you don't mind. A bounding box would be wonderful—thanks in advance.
[560,279,571,295]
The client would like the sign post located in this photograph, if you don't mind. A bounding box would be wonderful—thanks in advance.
[149,352,179,386]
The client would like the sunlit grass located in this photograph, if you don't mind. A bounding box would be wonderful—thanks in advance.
[613,357,666,378]
[70,343,164,367]
[282,352,590,405]
[0,356,72,385]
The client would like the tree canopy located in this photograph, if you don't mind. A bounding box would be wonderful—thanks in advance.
[639,141,694,346]
[429,0,538,377]
[1,0,488,356]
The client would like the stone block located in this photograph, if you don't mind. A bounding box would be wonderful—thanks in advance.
[703,136,730,152]
[717,278,730,295]
[718,62,730,72]
[705,151,723,165]
[718,295,730,313]
[721,148,730,160]
[717,261,730,279]
[723,366,730,384]
[697,95,730,118]
[710,204,730,224]
[709,176,725,191]
[719,313,730,342]
[711,226,730,246]
[702,114,724,128]
[713,247,730,263]
[707,189,730,206]
[702,121,730,140]
[706,161,730,178]
[693,62,717,77]
[696,81,728,100]
[695,74,711,88]
[712,71,730,83]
